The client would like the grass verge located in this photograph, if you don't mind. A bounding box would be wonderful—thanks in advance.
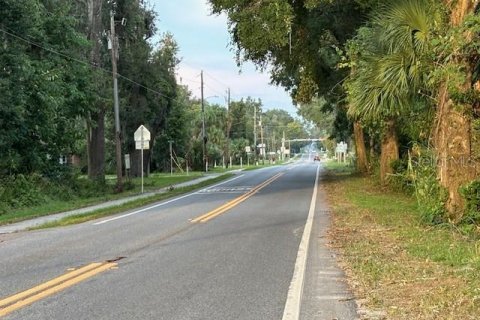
[31,174,234,229]
[208,159,291,173]
[0,173,204,226]
[322,162,480,319]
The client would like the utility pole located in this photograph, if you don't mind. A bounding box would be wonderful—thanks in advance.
[169,140,173,176]
[272,131,276,163]
[225,87,231,168]
[253,104,257,165]
[260,115,264,165]
[110,10,123,191]
[201,70,206,172]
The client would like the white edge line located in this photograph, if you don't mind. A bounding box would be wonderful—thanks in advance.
[282,164,320,320]
[93,174,245,226]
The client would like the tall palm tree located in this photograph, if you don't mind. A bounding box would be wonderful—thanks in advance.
[346,0,438,183]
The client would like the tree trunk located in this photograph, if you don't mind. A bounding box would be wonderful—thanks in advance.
[87,110,105,180]
[86,0,105,181]
[446,0,477,25]
[224,113,232,168]
[353,121,368,174]
[380,119,399,184]
[474,80,480,174]
[369,135,375,163]
[130,149,151,178]
[433,0,478,220]
[434,83,475,219]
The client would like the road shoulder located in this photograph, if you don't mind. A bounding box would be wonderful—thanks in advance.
[300,178,358,319]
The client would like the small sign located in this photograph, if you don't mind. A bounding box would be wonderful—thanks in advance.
[136,141,150,150]
[245,146,251,153]
[335,141,348,153]
[125,154,131,169]
[134,125,151,142]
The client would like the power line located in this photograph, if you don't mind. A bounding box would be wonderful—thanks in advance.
[179,60,237,97]
[204,71,239,97]
[0,26,174,101]
[204,71,230,90]
[175,70,201,85]
[204,83,227,99]
[0,27,252,107]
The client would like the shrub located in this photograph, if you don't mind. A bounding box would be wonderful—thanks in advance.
[389,158,415,194]
[0,174,46,212]
[73,178,111,198]
[409,150,448,225]
[459,180,480,225]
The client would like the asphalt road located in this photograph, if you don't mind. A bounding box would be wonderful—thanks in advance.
[0,155,357,319]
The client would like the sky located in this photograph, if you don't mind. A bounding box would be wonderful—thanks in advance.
[149,0,296,114]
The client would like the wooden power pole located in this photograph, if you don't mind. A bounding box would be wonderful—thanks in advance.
[110,10,123,190]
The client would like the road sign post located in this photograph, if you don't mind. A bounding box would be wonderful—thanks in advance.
[134,125,151,193]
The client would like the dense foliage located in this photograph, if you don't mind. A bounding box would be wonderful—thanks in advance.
[0,0,310,212]
[0,0,93,175]
[210,0,480,226]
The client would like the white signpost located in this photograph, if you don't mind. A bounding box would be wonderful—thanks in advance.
[335,141,348,163]
[245,146,251,166]
[134,125,151,193]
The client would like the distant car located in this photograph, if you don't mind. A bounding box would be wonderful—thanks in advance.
[313,155,320,161]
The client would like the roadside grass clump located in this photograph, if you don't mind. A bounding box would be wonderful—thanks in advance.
[323,163,480,319]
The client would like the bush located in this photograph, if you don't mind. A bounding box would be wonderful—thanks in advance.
[409,150,447,225]
[0,174,46,212]
[0,167,113,214]
[388,158,415,194]
[73,178,111,198]
[460,180,480,225]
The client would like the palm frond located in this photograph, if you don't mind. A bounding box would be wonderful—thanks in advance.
[346,0,442,122]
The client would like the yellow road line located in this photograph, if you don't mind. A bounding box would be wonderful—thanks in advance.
[191,172,284,223]
[0,263,102,309]
[0,262,117,317]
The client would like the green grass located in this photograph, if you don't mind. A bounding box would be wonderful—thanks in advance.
[342,175,480,271]
[322,159,356,175]
[207,159,290,173]
[0,172,209,226]
[31,173,234,229]
[324,165,480,318]
[103,172,204,192]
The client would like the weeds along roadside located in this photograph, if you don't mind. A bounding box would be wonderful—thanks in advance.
[322,161,480,319]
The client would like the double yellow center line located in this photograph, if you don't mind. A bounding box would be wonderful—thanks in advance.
[191,172,284,223]
[0,261,117,317]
